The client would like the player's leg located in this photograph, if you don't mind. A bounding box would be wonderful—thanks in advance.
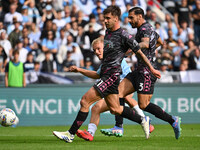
[53,87,102,143]
[137,71,181,139]
[118,75,150,139]
[76,99,109,141]
[104,93,150,139]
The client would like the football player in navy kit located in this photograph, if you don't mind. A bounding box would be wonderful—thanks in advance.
[53,6,161,142]
[118,7,181,140]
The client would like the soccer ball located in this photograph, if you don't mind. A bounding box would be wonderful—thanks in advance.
[0,108,18,127]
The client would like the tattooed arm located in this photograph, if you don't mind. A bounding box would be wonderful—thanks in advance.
[136,49,161,79]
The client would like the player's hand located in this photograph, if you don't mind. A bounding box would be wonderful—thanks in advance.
[69,66,79,72]
[151,68,161,79]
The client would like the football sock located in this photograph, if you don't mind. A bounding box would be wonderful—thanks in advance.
[87,123,97,137]
[144,103,174,125]
[69,111,88,135]
[121,106,142,124]
[133,105,145,117]
[115,98,125,128]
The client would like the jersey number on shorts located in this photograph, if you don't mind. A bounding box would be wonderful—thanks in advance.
[139,83,143,91]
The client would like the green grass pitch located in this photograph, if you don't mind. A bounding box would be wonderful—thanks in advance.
[0,124,200,150]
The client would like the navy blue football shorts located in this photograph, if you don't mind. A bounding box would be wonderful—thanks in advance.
[93,73,120,98]
[125,70,157,94]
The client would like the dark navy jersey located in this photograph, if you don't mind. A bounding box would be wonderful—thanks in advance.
[135,22,159,72]
[101,28,140,76]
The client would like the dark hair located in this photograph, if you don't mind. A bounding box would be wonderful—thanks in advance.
[103,5,121,19]
[13,50,19,55]
[129,7,145,18]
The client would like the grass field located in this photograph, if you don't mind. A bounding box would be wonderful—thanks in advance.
[0,124,200,150]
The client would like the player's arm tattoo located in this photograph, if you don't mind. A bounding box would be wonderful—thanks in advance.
[136,49,154,70]
[139,37,149,49]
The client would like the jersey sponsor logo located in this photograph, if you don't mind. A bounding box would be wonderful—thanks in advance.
[104,40,114,49]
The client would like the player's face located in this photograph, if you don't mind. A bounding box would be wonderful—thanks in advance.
[128,11,139,28]
[104,13,118,30]
[93,42,104,60]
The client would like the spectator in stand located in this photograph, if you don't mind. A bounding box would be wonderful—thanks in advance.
[15,39,29,63]
[121,3,131,23]
[179,58,189,71]
[41,4,57,29]
[41,30,58,61]
[40,20,53,40]
[28,22,41,57]
[157,60,173,83]
[83,57,94,82]
[8,20,22,48]
[70,43,84,68]
[161,0,176,15]
[76,26,91,63]
[147,11,158,28]
[51,0,64,11]
[27,0,41,25]
[0,45,7,72]
[2,0,23,13]
[162,14,178,39]
[63,6,71,24]
[192,0,200,45]
[23,37,31,52]
[174,0,192,28]
[121,16,137,36]
[24,51,34,71]
[41,50,57,73]
[182,40,197,58]
[145,7,151,20]
[188,46,200,70]
[64,23,72,37]
[131,0,147,14]
[92,0,104,18]
[0,21,6,34]
[0,3,6,22]
[56,28,67,49]
[69,21,78,41]
[85,24,100,44]
[26,61,41,84]
[70,4,78,18]
[4,3,23,25]
[66,34,75,52]
[76,10,87,28]
[62,51,76,72]
[84,13,102,32]
[157,40,174,71]
[166,29,177,50]
[5,50,26,87]
[0,31,13,64]
[53,10,66,31]
[21,5,31,26]
[155,22,168,42]
[172,39,187,71]
[177,20,194,44]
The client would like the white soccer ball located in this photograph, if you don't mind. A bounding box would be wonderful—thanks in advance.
[0,108,18,127]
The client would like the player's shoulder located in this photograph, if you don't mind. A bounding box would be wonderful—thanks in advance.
[139,22,154,32]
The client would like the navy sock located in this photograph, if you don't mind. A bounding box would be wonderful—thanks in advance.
[144,103,174,125]
[69,111,88,135]
[115,98,125,128]
[121,106,142,124]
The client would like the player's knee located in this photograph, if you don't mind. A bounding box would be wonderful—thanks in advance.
[138,103,147,110]
[91,104,101,114]
[80,96,90,109]
[109,108,120,115]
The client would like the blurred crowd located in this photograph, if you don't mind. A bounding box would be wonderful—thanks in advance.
[0,0,200,78]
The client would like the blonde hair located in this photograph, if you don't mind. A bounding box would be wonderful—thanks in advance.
[92,37,104,47]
